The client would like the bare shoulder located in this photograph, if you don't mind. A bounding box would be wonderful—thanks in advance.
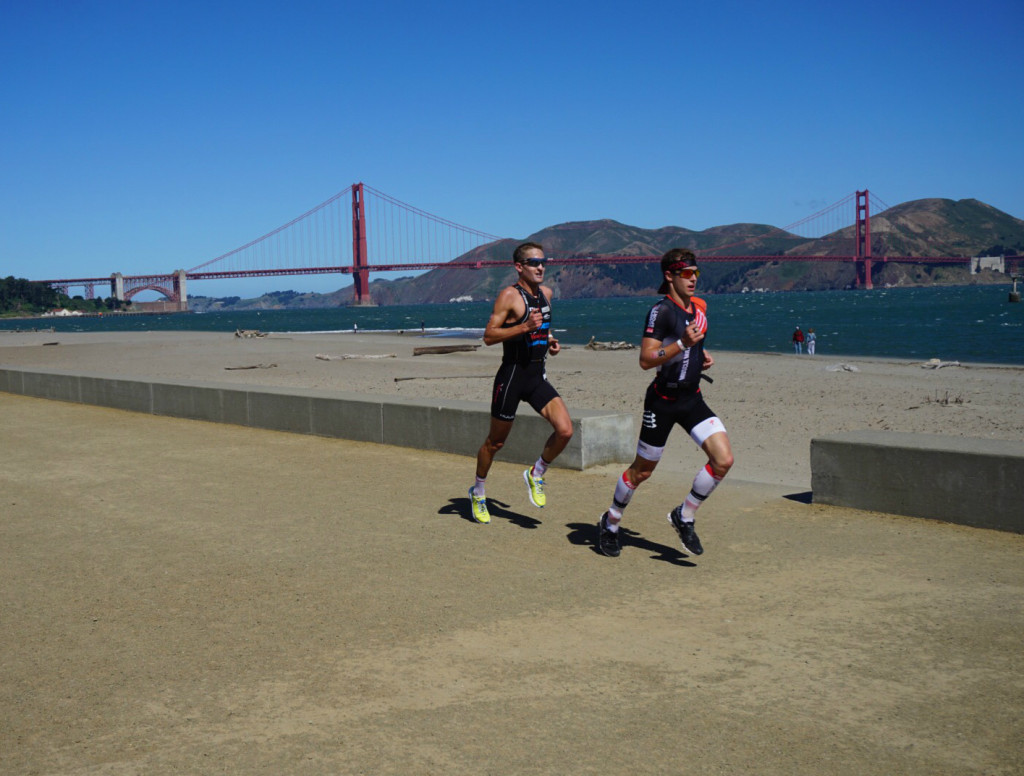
[541,285,555,301]
[493,285,520,307]
[490,285,526,320]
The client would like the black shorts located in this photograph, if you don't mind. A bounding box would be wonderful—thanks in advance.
[638,383,716,449]
[490,361,560,422]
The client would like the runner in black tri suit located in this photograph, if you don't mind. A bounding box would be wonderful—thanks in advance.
[468,243,573,524]
[595,248,734,558]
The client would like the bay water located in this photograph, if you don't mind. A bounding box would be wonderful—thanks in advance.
[20,285,1024,366]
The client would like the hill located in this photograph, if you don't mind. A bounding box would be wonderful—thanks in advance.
[189,198,1024,310]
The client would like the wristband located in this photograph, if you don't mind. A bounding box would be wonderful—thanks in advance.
[676,338,684,350]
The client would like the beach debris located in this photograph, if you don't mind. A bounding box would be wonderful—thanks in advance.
[394,374,491,382]
[316,353,396,360]
[826,363,860,372]
[925,390,965,406]
[921,358,961,369]
[224,363,278,370]
[413,344,481,356]
[585,336,635,351]
[42,341,60,346]
[234,329,268,338]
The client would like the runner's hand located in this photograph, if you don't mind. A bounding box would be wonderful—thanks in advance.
[524,308,543,332]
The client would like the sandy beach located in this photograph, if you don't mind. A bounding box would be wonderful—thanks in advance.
[2,329,1022,774]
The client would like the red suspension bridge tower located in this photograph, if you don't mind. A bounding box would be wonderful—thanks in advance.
[351,183,371,305]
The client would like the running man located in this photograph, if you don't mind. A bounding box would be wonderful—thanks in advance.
[596,248,734,557]
[469,242,573,524]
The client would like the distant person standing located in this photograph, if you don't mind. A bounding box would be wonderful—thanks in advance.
[468,242,573,524]
[805,328,816,355]
[792,326,804,354]
[595,248,734,558]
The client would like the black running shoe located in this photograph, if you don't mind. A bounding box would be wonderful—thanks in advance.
[668,506,703,555]
[597,512,621,557]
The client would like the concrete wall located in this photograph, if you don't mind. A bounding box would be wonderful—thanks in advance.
[0,367,635,471]
[811,430,1024,534]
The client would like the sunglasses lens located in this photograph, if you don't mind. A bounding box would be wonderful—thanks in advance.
[526,259,546,267]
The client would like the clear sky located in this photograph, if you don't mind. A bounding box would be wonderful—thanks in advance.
[3,0,1022,299]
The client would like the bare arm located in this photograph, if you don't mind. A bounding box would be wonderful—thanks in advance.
[638,323,705,371]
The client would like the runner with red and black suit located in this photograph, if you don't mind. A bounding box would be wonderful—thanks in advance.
[596,248,734,558]
[468,242,573,525]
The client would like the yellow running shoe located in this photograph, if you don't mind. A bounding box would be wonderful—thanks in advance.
[523,467,546,508]
[469,487,491,524]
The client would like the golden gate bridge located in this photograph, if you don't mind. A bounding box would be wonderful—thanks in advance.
[37,183,1010,307]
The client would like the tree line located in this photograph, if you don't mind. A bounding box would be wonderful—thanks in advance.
[0,276,130,315]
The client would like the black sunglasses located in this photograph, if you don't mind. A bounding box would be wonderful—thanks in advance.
[522,258,548,267]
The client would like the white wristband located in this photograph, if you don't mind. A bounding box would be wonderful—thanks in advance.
[676,338,684,350]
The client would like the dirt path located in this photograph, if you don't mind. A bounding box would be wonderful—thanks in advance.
[2,393,1021,774]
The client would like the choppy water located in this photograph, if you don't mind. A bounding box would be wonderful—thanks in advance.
[16,285,1024,365]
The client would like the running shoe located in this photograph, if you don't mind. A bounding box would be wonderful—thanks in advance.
[668,506,703,555]
[469,487,491,524]
[523,467,546,508]
[597,512,621,557]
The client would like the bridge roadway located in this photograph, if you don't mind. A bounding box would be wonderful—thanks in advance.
[37,252,990,303]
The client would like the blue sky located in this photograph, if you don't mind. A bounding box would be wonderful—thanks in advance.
[3,0,1022,299]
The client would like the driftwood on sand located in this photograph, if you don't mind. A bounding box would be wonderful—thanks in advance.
[584,336,635,351]
[315,353,396,361]
[234,329,268,338]
[224,363,278,370]
[921,358,962,369]
[394,374,492,382]
[413,344,481,356]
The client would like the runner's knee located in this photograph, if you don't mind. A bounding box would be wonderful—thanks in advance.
[555,420,573,443]
[710,450,734,477]
[629,467,653,487]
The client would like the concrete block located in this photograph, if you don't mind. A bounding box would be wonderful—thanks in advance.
[311,395,384,444]
[246,389,313,435]
[153,382,226,423]
[0,369,24,395]
[577,412,636,469]
[382,397,489,460]
[0,367,634,471]
[811,430,1024,534]
[79,376,153,414]
[219,388,252,428]
[19,370,80,403]
[379,397,633,471]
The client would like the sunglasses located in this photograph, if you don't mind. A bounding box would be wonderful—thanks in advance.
[522,258,548,268]
[671,268,700,279]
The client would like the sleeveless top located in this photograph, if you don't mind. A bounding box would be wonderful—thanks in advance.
[501,284,551,366]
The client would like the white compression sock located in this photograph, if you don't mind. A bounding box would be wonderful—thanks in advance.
[606,471,637,532]
[681,464,722,521]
